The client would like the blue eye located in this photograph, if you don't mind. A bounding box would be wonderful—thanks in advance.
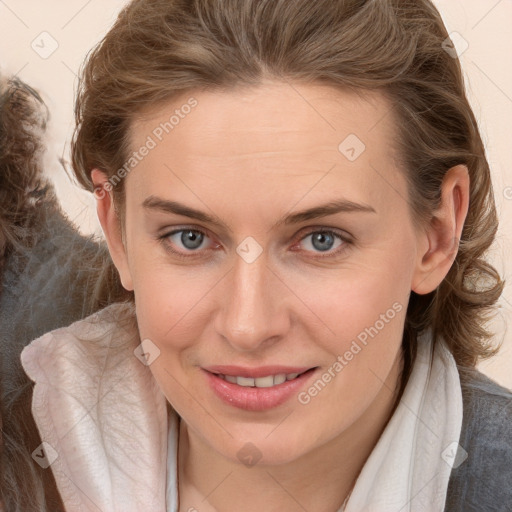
[174,229,205,250]
[160,229,213,255]
[298,229,348,256]
[305,231,338,251]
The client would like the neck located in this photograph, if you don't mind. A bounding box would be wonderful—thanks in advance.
[177,353,403,512]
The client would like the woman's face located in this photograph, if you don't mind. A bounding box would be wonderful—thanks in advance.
[109,81,433,465]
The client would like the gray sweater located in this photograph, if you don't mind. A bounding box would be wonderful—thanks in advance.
[444,367,512,511]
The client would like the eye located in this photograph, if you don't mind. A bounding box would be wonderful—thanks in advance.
[171,229,207,250]
[158,228,217,257]
[295,228,349,257]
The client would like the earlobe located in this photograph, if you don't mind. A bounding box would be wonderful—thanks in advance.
[91,168,134,291]
[411,165,469,295]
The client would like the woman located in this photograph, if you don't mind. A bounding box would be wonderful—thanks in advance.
[11,0,512,510]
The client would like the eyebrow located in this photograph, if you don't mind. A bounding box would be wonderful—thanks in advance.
[142,195,376,228]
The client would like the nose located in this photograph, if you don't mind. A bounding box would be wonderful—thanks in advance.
[214,249,290,352]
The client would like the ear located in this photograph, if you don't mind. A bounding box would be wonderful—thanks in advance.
[91,169,134,291]
[411,164,470,295]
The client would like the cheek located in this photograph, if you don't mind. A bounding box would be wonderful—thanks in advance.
[293,249,411,386]
[307,278,406,378]
[299,274,407,423]
[295,253,410,337]
[131,265,209,407]
[129,249,216,357]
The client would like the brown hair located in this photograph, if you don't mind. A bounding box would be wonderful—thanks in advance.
[0,77,48,260]
[0,75,129,511]
[71,0,504,378]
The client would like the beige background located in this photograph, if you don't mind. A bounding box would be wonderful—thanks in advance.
[1,0,511,387]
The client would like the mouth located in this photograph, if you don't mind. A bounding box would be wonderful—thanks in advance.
[210,369,314,388]
[203,366,319,411]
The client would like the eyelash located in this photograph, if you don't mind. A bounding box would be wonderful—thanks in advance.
[157,226,352,261]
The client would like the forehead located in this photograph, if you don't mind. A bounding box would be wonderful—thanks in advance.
[126,81,405,215]
[130,80,396,150]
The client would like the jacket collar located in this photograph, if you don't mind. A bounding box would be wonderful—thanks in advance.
[21,302,463,512]
[21,302,169,512]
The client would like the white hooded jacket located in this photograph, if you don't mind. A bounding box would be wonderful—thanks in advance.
[20,301,464,512]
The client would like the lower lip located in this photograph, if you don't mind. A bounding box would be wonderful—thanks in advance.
[203,368,317,411]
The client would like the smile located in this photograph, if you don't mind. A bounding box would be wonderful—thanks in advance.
[204,367,318,411]
[216,372,303,388]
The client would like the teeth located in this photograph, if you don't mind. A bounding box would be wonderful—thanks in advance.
[237,376,256,387]
[272,374,287,385]
[254,375,274,388]
[218,372,302,388]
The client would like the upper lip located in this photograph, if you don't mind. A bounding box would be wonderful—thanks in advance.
[203,365,315,378]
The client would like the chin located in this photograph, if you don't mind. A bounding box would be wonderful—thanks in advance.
[218,431,312,468]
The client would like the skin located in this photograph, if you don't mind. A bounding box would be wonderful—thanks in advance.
[92,80,469,512]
